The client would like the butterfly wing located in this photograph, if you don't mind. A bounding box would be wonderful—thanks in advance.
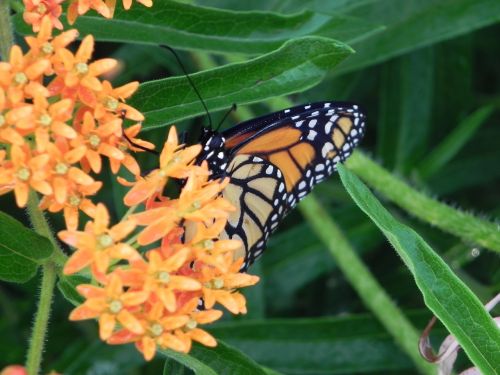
[217,102,365,270]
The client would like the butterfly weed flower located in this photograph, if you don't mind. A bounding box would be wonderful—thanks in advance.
[23,0,64,32]
[63,126,259,360]
[69,273,148,340]
[0,17,150,230]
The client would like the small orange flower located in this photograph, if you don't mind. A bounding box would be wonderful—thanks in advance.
[197,256,259,314]
[40,180,100,230]
[186,220,242,272]
[70,274,147,340]
[72,111,124,173]
[49,35,117,107]
[59,203,139,274]
[0,45,49,104]
[17,94,76,151]
[110,123,154,175]
[0,96,32,146]
[124,126,203,206]
[173,298,221,353]
[0,145,52,207]
[133,171,232,245]
[67,0,112,24]
[23,0,64,32]
[25,16,79,66]
[122,0,153,10]
[120,249,201,312]
[94,80,143,121]
[108,301,188,360]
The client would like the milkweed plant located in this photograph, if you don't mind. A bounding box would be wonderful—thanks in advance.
[0,1,499,375]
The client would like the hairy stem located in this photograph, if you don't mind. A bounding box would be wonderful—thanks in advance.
[0,0,14,60]
[25,262,57,375]
[346,151,500,253]
[25,192,66,374]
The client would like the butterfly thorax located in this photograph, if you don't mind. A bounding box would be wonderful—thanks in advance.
[197,128,228,179]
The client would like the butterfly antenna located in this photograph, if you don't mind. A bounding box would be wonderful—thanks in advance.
[215,103,237,132]
[120,110,159,155]
[160,45,213,130]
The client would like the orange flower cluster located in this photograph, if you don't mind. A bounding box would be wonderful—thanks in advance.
[59,127,259,360]
[23,0,154,32]
[0,17,151,230]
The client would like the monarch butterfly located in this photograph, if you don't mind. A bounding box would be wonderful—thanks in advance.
[196,101,366,271]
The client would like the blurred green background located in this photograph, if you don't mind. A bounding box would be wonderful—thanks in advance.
[1,0,499,374]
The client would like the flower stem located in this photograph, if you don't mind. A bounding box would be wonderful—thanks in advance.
[25,192,65,374]
[345,151,500,253]
[25,262,57,375]
[0,0,14,61]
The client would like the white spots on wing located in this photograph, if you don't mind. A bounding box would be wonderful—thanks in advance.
[217,151,224,159]
[298,181,306,190]
[325,121,333,134]
[322,142,334,158]
[315,164,325,172]
[284,109,291,113]
[295,120,304,128]
[307,130,317,141]
[330,115,339,123]
[291,115,300,120]
[324,103,331,108]
[265,165,274,175]
[308,119,317,128]
[278,183,285,193]
[304,105,311,110]
[343,143,351,152]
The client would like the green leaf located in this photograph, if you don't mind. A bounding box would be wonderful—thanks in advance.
[57,275,89,306]
[55,341,145,374]
[163,358,189,375]
[129,37,353,129]
[210,312,441,374]
[335,0,500,75]
[160,340,269,375]
[15,1,379,53]
[338,163,500,373]
[0,211,53,283]
[376,47,434,171]
[417,105,495,179]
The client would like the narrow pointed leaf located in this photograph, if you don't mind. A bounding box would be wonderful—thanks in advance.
[130,37,353,129]
[338,163,500,373]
